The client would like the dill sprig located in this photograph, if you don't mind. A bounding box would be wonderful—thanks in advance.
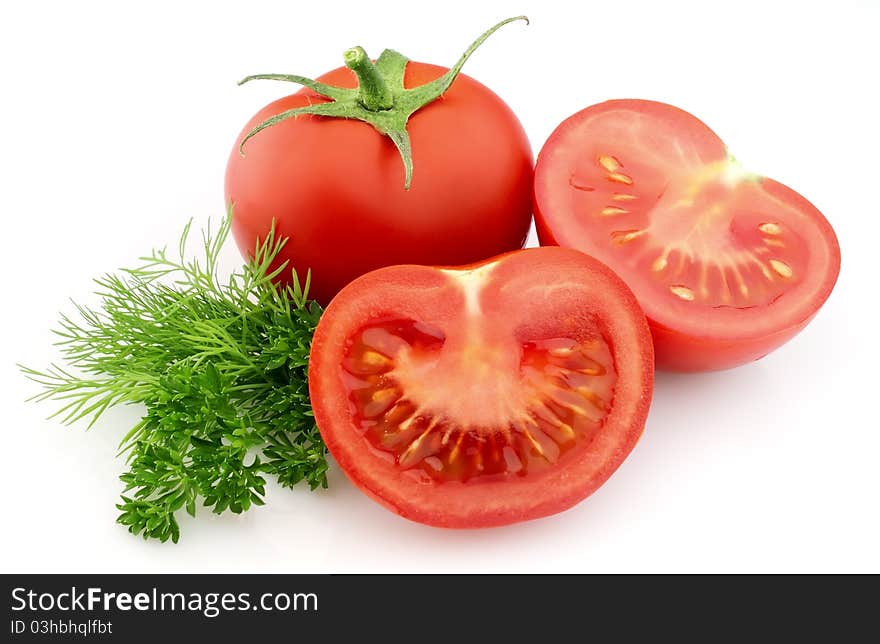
[20,212,327,543]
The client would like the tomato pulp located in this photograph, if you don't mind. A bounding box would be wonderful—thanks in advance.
[534,100,840,371]
[308,248,654,527]
[226,63,533,306]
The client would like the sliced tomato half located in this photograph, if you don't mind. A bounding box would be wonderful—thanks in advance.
[534,99,841,371]
[308,248,654,528]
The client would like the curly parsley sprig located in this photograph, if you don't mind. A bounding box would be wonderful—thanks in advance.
[21,212,326,543]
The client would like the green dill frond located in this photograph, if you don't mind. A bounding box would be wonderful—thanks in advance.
[21,209,326,543]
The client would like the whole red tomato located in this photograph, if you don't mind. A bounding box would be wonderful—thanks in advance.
[225,19,533,305]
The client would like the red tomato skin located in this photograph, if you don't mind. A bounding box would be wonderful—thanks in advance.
[647,314,818,372]
[308,248,654,528]
[225,62,533,306]
[534,101,841,372]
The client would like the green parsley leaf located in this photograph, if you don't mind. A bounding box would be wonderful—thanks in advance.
[21,210,327,542]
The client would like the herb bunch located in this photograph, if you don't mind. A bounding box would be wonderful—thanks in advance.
[21,213,326,543]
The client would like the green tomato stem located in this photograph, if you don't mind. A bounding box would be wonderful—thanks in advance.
[343,46,394,111]
[238,17,529,190]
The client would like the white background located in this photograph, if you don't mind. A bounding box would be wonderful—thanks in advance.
[2,0,878,573]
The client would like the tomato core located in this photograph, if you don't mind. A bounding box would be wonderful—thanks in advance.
[570,153,810,310]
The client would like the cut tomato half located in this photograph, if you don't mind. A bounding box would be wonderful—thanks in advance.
[534,99,841,371]
[308,248,654,527]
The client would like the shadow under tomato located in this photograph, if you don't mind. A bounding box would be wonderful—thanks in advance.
[238,360,784,572]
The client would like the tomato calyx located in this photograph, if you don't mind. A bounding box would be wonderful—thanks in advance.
[236,16,528,190]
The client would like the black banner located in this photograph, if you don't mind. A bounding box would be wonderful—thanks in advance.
[2,574,872,641]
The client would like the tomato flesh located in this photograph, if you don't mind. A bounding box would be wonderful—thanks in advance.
[534,100,840,371]
[342,317,617,484]
[309,247,653,528]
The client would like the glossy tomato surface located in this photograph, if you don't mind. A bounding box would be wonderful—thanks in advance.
[534,100,840,371]
[226,63,533,306]
[308,247,654,528]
